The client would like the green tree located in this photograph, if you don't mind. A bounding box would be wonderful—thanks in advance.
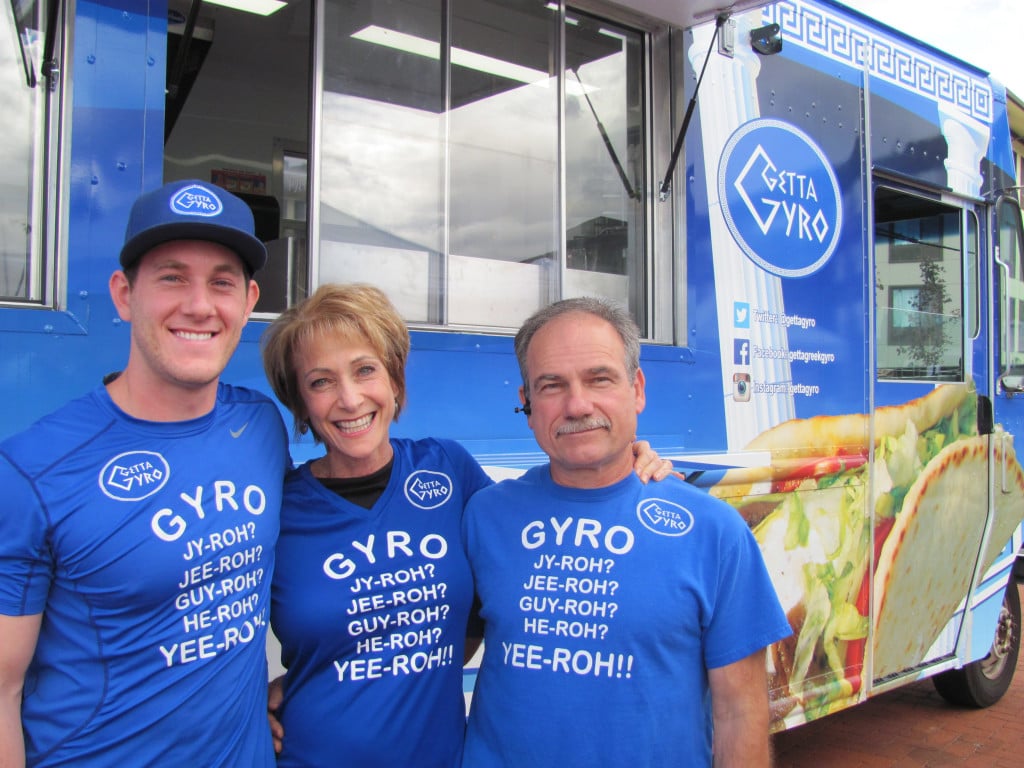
[898,258,951,370]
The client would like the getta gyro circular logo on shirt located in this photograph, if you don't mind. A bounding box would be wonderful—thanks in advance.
[636,498,694,536]
[404,470,454,509]
[98,450,170,501]
[718,118,842,278]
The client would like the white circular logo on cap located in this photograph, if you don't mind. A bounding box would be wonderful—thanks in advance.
[169,184,224,218]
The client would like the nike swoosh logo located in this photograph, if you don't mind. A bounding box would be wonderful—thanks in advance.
[230,423,249,438]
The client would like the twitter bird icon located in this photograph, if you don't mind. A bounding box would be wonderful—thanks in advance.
[734,301,750,329]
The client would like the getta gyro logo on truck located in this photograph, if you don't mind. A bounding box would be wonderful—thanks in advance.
[718,119,841,278]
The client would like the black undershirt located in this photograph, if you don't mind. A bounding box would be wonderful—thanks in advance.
[315,457,394,509]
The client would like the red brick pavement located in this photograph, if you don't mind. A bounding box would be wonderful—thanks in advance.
[771,584,1024,768]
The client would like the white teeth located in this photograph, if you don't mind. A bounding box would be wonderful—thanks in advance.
[337,414,373,432]
[176,331,213,341]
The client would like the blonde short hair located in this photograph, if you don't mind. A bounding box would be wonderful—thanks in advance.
[261,283,410,439]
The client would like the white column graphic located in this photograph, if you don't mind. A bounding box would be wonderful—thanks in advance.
[691,13,795,451]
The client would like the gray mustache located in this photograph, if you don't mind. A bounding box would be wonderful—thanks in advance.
[556,417,611,436]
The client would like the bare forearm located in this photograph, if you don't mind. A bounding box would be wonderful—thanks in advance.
[0,699,26,768]
[709,651,773,768]
[712,716,771,768]
[0,613,41,768]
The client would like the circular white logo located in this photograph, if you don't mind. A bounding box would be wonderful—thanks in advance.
[99,450,170,501]
[169,184,224,218]
[404,470,454,510]
[718,119,842,278]
[635,498,694,537]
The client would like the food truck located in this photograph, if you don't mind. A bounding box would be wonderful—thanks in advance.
[3,0,1022,730]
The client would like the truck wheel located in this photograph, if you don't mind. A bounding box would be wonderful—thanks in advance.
[932,583,1020,708]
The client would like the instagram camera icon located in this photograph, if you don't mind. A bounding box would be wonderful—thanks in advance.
[733,373,751,402]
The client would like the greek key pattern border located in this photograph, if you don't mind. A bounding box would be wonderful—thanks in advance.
[763,0,992,123]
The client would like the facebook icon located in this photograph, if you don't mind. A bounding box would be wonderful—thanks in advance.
[734,339,750,366]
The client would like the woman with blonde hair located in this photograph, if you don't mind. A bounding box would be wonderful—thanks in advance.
[261,283,670,767]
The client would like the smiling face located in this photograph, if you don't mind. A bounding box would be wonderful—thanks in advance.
[109,239,259,419]
[521,311,646,489]
[294,330,398,478]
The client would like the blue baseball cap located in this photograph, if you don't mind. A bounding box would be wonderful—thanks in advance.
[119,179,268,273]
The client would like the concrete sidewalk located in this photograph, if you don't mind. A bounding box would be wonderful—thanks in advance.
[771,584,1024,767]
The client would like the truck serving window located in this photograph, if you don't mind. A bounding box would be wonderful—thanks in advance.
[1,0,59,305]
[315,0,656,334]
[163,0,311,315]
[157,0,672,333]
[874,187,965,382]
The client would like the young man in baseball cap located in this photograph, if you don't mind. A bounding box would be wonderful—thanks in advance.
[0,180,288,766]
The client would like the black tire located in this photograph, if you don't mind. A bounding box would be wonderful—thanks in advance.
[932,582,1021,708]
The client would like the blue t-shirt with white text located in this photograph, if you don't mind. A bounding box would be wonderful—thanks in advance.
[0,383,288,767]
[462,467,791,768]
[272,437,492,768]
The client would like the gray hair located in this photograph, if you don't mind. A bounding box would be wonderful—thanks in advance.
[514,297,641,396]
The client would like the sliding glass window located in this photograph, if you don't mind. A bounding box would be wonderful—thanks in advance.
[447,0,559,327]
[564,10,646,326]
[874,187,964,382]
[316,0,652,333]
[1,0,57,304]
[317,0,445,324]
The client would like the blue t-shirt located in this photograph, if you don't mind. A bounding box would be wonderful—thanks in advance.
[461,467,791,768]
[271,437,493,768]
[0,383,288,767]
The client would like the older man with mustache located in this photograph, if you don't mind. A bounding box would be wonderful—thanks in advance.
[461,297,791,768]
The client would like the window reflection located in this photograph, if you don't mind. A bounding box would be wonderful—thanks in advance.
[1,0,43,301]
[966,211,978,338]
[998,198,1024,373]
[317,0,649,331]
[875,187,964,382]
[447,0,559,327]
[164,0,311,315]
[318,0,444,324]
[564,12,645,326]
